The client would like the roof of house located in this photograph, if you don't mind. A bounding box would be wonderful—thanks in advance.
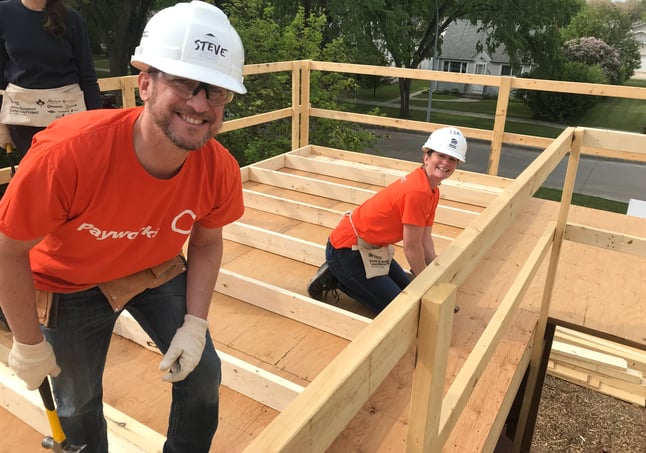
[439,20,510,63]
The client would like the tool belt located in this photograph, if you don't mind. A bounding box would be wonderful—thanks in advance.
[35,255,186,326]
[346,211,394,279]
[0,83,86,127]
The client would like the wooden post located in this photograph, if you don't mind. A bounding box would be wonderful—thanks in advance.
[407,283,457,452]
[511,127,584,452]
[488,76,512,176]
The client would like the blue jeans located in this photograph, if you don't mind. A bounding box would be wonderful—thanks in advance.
[42,271,221,453]
[325,240,412,314]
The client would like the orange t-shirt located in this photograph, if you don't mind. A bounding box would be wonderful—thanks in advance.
[0,107,244,292]
[329,167,439,249]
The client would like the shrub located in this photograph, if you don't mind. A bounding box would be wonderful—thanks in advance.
[520,62,607,123]
[563,37,622,84]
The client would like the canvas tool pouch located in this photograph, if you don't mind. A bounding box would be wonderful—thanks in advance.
[347,211,395,279]
[98,255,187,311]
[0,83,86,127]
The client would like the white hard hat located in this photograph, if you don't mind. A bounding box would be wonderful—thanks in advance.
[422,127,468,162]
[131,1,246,94]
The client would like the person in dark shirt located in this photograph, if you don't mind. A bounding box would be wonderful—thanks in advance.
[0,0,101,157]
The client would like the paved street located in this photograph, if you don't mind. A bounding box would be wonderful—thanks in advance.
[368,128,645,206]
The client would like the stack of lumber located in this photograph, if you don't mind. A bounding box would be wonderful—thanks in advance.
[548,326,646,406]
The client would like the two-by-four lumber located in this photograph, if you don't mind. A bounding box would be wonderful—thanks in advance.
[548,360,646,406]
[287,145,505,202]
[113,311,304,412]
[555,326,646,372]
[305,144,511,192]
[579,127,646,163]
[246,165,479,229]
[215,269,370,341]
[546,326,646,406]
[564,223,646,258]
[242,188,454,242]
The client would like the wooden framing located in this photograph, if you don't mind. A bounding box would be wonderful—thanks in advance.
[1,61,645,452]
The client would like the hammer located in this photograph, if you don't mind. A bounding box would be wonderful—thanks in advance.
[38,377,86,453]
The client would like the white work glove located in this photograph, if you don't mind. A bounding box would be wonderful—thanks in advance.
[0,123,15,149]
[159,314,208,383]
[8,337,61,390]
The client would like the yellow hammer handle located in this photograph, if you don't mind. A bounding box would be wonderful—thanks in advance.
[44,407,68,444]
[38,378,68,444]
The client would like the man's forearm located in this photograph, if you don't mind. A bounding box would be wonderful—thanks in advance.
[185,239,223,320]
[0,253,42,343]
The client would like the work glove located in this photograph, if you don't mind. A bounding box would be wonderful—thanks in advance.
[8,337,61,390]
[0,123,15,150]
[159,314,208,383]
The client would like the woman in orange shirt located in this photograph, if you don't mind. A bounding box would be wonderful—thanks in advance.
[308,127,467,314]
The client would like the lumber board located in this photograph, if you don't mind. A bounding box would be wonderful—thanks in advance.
[307,145,512,191]
[551,340,628,372]
[548,362,646,406]
[580,127,646,157]
[555,327,646,372]
[215,269,370,341]
[565,223,646,257]
[545,326,646,407]
[286,152,500,207]
[224,221,324,265]
[114,311,303,412]
[248,165,479,229]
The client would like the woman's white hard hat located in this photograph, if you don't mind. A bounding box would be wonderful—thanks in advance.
[422,126,468,162]
[130,0,246,94]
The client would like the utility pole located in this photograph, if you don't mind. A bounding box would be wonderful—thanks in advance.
[426,2,440,122]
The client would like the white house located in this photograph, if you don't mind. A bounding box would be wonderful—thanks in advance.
[420,20,532,97]
[631,21,646,73]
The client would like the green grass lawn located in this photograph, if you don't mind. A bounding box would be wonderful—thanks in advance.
[353,77,646,134]
[533,187,628,214]
[348,101,563,138]
[576,79,646,133]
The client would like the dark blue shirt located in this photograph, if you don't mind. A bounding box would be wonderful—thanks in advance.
[0,0,101,110]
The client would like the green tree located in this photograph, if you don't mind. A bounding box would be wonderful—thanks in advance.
[562,2,640,82]
[70,0,157,76]
[221,0,376,165]
[325,0,583,118]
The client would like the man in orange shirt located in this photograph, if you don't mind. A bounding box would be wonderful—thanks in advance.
[0,2,245,451]
[308,127,467,314]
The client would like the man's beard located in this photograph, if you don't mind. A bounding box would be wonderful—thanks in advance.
[148,85,216,151]
[163,124,211,151]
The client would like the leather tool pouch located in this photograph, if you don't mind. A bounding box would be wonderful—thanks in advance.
[34,255,186,325]
[98,255,186,311]
[35,289,55,327]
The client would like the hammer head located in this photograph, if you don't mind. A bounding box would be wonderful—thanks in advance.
[42,436,86,453]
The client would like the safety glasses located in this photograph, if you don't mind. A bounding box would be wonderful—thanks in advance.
[148,69,234,106]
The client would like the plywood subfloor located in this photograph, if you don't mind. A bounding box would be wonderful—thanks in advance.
[1,147,643,452]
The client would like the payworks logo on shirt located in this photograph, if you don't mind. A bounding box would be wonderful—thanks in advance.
[76,210,197,241]
[77,223,159,240]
